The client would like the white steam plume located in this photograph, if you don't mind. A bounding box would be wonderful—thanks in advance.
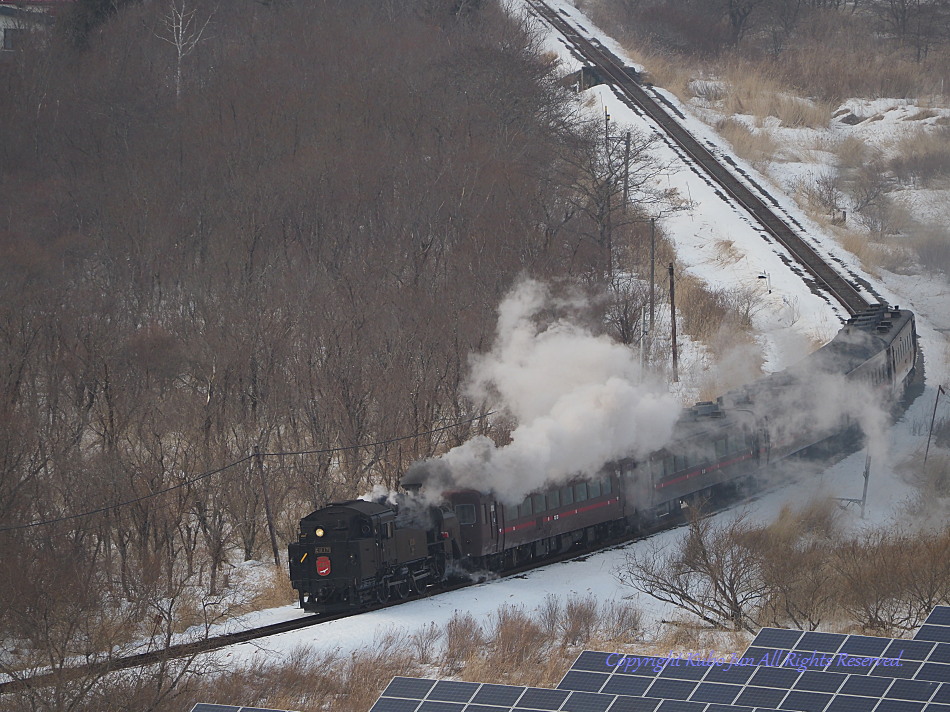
[407,279,682,504]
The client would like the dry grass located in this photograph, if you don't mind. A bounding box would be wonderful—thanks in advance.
[719,66,832,128]
[715,118,778,166]
[249,563,298,610]
[171,595,647,711]
[889,127,950,187]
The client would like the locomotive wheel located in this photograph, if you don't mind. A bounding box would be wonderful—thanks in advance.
[376,581,390,603]
[430,555,446,580]
[393,579,410,600]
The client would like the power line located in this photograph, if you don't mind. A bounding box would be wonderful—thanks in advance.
[0,411,495,533]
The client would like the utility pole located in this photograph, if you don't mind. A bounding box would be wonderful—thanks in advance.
[860,452,870,520]
[925,384,946,464]
[669,262,678,382]
[622,131,631,213]
[649,217,656,332]
[639,305,647,383]
[254,445,281,568]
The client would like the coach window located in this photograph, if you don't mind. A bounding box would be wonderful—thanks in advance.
[664,455,675,477]
[504,503,519,521]
[546,489,561,510]
[561,486,574,506]
[533,493,546,513]
[588,480,601,498]
[602,477,612,494]
[575,482,589,502]
[520,496,533,517]
[455,504,477,526]
[715,438,727,459]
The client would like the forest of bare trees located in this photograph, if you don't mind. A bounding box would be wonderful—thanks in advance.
[589,0,950,98]
[0,0,667,708]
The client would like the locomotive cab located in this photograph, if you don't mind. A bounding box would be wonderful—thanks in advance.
[444,490,500,563]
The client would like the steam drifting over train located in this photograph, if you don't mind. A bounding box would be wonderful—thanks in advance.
[289,299,917,614]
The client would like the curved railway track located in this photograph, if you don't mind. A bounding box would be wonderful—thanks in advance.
[525,0,874,315]
[0,519,681,696]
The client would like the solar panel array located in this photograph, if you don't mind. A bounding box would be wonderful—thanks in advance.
[557,610,950,712]
[370,676,771,712]
[369,607,950,712]
[191,704,299,712]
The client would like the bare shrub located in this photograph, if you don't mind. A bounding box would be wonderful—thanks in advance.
[796,170,844,215]
[561,594,599,645]
[912,224,950,275]
[443,611,484,672]
[835,136,872,172]
[836,530,926,634]
[723,285,768,329]
[537,593,563,637]
[410,621,442,664]
[598,599,643,642]
[752,500,842,630]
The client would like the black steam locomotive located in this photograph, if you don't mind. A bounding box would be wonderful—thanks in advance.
[289,305,918,614]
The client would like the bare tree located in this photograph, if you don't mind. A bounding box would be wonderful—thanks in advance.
[617,510,767,632]
[156,0,214,100]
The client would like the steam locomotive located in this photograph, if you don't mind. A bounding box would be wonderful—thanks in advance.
[289,304,918,614]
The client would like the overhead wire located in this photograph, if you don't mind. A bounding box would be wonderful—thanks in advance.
[0,411,495,533]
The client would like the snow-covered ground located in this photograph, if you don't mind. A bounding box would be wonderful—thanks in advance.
[201,0,950,672]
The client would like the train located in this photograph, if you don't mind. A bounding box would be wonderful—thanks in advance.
[288,304,918,614]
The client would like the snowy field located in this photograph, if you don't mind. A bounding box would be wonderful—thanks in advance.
[202,0,950,671]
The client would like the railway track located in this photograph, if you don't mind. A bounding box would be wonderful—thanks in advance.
[524,0,874,316]
[0,519,673,696]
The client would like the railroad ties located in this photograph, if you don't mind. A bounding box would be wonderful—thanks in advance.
[524,0,873,316]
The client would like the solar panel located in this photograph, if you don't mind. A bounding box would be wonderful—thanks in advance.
[825,695,877,712]
[430,682,480,703]
[886,679,939,701]
[372,698,421,712]
[917,628,950,645]
[873,660,923,679]
[690,684,741,704]
[601,676,652,697]
[562,692,614,712]
[798,633,847,653]
[753,630,805,649]
[643,679,697,700]
[917,665,950,683]
[562,671,610,693]
[931,646,950,664]
[874,700,925,712]
[921,608,950,628]
[779,690,833,712]
[886,641,936,661]
[840,676,892,697]
[473,686,525,707]
[518,688,570,710]
[190,705,300,712]
[387,679,439,698]
[840,638,891,657]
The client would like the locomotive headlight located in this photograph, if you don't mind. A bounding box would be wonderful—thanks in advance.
[315,527,325,538]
